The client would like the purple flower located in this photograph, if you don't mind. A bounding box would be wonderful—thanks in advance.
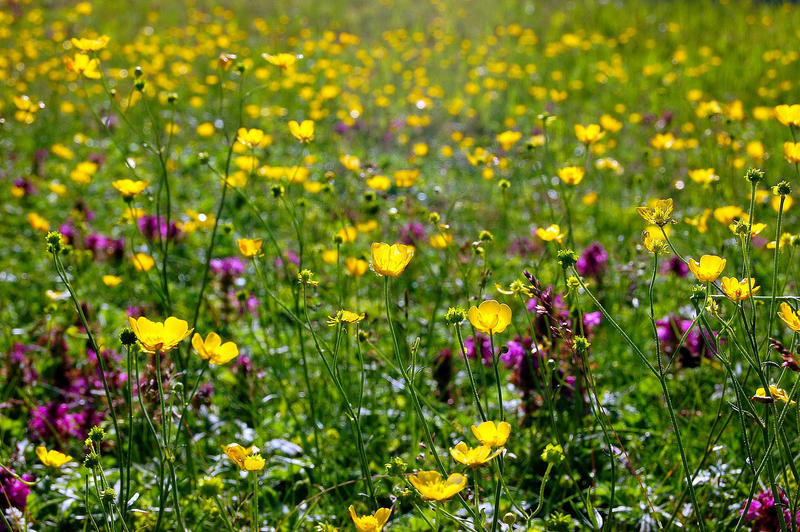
[464,334,494,366]
[582,311,602,333]
[399,223,426,246]
[576,242,608,279]
[501,339,526,369]
[0,469,32,511]
[660,256,689,277]
[137,215,181,242]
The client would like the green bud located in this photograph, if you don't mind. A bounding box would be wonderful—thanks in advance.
[541,443,565,465]
[556,249,578,269]
[445,307,467,325]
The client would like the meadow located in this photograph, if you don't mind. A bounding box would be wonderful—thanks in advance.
[3,0,800,530]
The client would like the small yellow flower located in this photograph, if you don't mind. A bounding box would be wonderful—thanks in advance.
[64,53,101,79]
[557,166,585,185]
[243,454,266,471]
[720,277,759,302]
[449,442,503,467]
[370,242,415,277]
[496,130,522,150]
[346,257,369,276]
[128,316,193,354]
[28,212,50,232]
[366,175,391,191]
[112,179,149,200]
[636,198,674,226]
[102,275,122,287]
[408,470,467,501]
[192,332,239,365]
[238,238,263,258]
[36,446,72,468]
[340,154,361,171]
[466,147,492,166]
[429,233,453,249]
[132,253,155,271]
[536,224,565,244]
[467,300,512,334]
[778,302,800,333]
[471,421,511,447]
[327,310,365,326]
[288,120,315,142]
[784,142,800,164]
[688,168,719,184]
[752,385,795,405]
[574,123,604,145]
[349,505,392,532]
[262,52,298,69]
[775,104,800,127]
[394,169,420,188]
[70,35,110,52]
[237,128,265,147]
[688,255,726,283]
[221,443,254,470]
[642,231,669,255]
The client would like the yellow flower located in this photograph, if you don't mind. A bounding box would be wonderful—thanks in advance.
[688,168,719,184]
[128,316,193,354]
[112,179,149,200]
[370,242,415,277]
[574,123,604,145]
[243,454,266,471]
[535,224,565,244]
[221,443,254,470]
[366,175,391,191]
[27,212,50,232]
[720,277,759,302]
[238,238,263,258]
[467,300,512,334]
[784,142,800,164]
[36,446,72,468]
[642,231,669,255]
[752,386,795,405]
[599,114,623,133]
[262,52,298,69]
[713,206,747,224]
[636,198,674,226]
[471,421,511,447]
[688,255,726,283]
[778,302,800,333]
[288,120,315,142]
[496,130,522,150]
[132,253,155,271]
[102,275,122,287]
[349,505,391,532]
[192,332,239,365]
[71,35,110,51]
[327,310,365,326]
[346,257,369,276]
[340,154,361,171]
[449,442,503,467]
[394,169,420,188]
[557,166,585,185]
[237,128,264,147]
[775,104,800,127]
[729,222,766,238]
[430,233,453,249]
[408,470,467,501]
[466,147,492,166]
[64,53,101,79]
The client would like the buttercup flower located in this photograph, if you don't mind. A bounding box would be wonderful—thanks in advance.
[327,310,365,326]
[243,454,266,471]
[288,120,315,142]
[636,199,674,226]
[237,128,265,147]
[238,238,263,258]
[688,168,719,184]
[408,470,467,501]
[449,442,503,467]
[688,255,726,283]
[71,35,110,51]
[192,332,239,365]
[752,386,795,405]
[128,316,193,354]
[720,277,759,302]
[348,505,392,532]
[35,447,72,468]
[471,421,511,447]
[574,123,604,145]
[536,224,565,244]
[778,302,800,333]
[775,104,800,127]
[784,142,800,164]
[112,179,149,200]
[558,166,585,185]
[221,443,262,470]
[65,53,101,79]
[263,52,298,69]
[468,300,512,334]
[370,242,415,277]
[346,257,369,276]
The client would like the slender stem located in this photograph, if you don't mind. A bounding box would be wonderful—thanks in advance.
[455,326,488,422]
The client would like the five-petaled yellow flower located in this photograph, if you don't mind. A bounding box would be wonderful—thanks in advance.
[636,198,674,226]
[468,300,512,334]
[288,120,315,142]
[36,446,72,468]
[720,277,759,302]
[348,505,392,532]
[112,179,149,200]
[535,224,565,245]
[327,310,365,326]
[237,128,264,147]
[71,35,110,51]
[449,442,503,467]
[574,123,605,145]
[263,52,298,69]
[775,104,800,127]
[471,421,511,447]
[221,443,265,470]
[688,255,726,283]
[128,316,193,354]
[238,238,263,258]
[408,470,467,501]
[778,302,800,333]
[192,332,239,365]
[65,53,101,79]
[370,242,415,277]
[784,142,800,164]
[558,166,585,185]
[752,386,795,405]
[688,168,719,184]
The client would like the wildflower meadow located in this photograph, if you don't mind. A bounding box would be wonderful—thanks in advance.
[5,0,800,530]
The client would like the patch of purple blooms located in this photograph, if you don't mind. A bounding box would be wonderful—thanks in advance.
[740,489,800,531]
